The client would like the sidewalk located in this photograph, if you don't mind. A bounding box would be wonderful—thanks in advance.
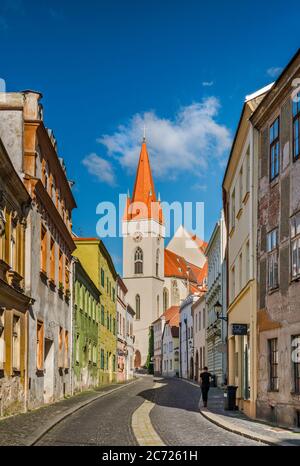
[0,379,137,446]
[198,386,300,446]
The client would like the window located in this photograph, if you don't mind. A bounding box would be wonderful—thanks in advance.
[101,305,105,325]
[292,335,300,394]
[135,294,140,320]
[239,166,243,210]
[50,238,55,282]
[239,252,243,291]
[267,228,279,289]
[100,349,105,369]
[65,257,70,292]
[93,344,97,365]
[246,241,250,283]
[163,288,169,312]
[76,333,80,363]
[40,225,47,273]
[170,359,172,371]
[58,249,63,285]
[58,327,64,368]
[106,277,109,293]
[231,189,235,230]
[203,309,205,329]
[36,321,44,370]
[156,249,159,277]
[107,312,110,330]
[199,311,201,330]
[291,212,300,279]
[101,268,105,287]
[293,92,300,161]
[231,266,235,302]
[88,340,92,363]
[134,247,143,274]
[112,288,115,302]
[112,354,116,372]
[64,330,69,368]
[0,309,5,369]
[246,147,250,194]
[106,352,109,370]
[12,315,21,371]
[269,338,279,391]
[270,117,280,180]
[157,295,160,318]
[113,318,116,336]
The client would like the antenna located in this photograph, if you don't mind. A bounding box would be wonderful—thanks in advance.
[143,124,146,142]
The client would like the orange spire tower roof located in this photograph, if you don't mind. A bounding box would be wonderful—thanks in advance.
[124,139,163,223]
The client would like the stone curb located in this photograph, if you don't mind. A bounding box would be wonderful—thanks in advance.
[26,378,138,446]
[179,378,298,447]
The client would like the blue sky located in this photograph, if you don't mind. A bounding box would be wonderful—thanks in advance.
[1,0,299,273]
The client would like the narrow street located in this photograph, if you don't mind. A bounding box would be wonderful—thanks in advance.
[35,377,261,446]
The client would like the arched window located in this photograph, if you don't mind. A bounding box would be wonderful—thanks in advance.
[135,294,140,320]
[156,249,160,277]
[163,288,169,312]
[157,295,160,318]
[134,247,143,274]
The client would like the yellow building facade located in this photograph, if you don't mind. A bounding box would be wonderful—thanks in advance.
[73,238,117,385]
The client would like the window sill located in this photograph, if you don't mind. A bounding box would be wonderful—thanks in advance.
[270,176,279,188]
[242,191,250,205]
[40,270,48,285]
[229,226,235,238]
[267,286,279,295]
[267,389,279,393]
[236,208,243,220]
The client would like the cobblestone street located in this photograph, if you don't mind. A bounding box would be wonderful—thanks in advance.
[0,376,265,446]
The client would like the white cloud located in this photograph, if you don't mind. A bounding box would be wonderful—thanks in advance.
[82,153,116,186]
[202,81,214,87]
[267,67,282,78]
[96,97,231,182]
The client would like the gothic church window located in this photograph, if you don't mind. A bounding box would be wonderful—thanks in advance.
[134,247,143,274]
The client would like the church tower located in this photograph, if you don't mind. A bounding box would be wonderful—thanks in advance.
[122,138,165,368]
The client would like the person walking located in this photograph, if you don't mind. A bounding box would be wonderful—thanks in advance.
[200,366,212,408]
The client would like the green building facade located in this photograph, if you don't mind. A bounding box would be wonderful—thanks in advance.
[73,238,118,385]
[73,259,101,391]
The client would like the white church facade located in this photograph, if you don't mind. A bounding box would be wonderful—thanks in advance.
[122,138,207,368]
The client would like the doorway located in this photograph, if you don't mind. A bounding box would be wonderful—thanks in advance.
[44,338,54,403]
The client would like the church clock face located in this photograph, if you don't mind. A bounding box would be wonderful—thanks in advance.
[133,231,143,243]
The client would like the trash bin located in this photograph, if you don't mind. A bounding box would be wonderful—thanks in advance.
[224,385,238,410]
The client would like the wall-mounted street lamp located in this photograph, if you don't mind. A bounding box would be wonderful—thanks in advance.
[214,301,227,322]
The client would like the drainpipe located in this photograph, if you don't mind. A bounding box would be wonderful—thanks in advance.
[179,322,182,378]
[184,317,188,379]
[70,256,75,396]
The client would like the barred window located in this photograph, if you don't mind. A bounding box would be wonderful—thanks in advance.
[268,338,279,391]
[270,117,280,180]
[267,228,278,289]
[291,212,300,279]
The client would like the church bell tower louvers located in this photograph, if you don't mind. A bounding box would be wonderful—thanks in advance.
[122,138,165,368]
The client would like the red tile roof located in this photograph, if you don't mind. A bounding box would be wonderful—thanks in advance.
[164,249,207,287]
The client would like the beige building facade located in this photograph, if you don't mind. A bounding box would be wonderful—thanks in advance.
[223,86,271,417]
